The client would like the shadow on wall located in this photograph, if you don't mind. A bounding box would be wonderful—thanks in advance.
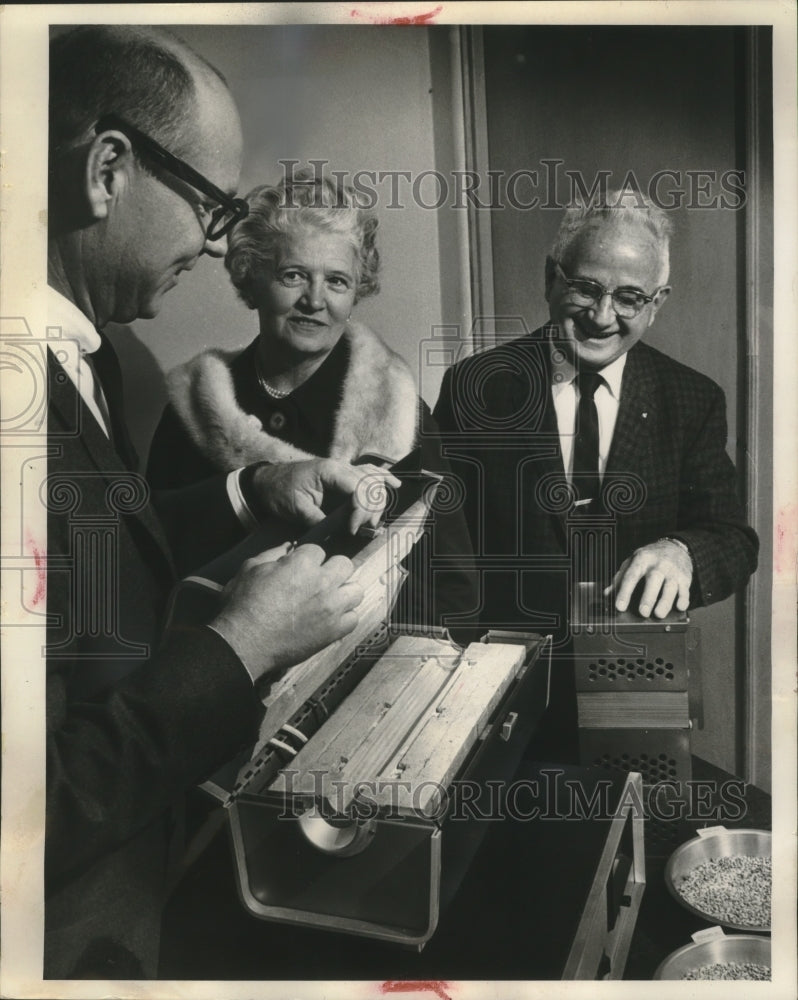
[105,324,167,473]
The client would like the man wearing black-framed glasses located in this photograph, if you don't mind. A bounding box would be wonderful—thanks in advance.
[45,25,371,981]
[49,43,247,325]
[94,112,249,244]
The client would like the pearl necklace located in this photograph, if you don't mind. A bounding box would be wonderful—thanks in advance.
[255,352,292,399]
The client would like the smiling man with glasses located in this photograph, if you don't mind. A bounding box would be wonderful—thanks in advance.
[433,191,758,762]
[545,207,672,374]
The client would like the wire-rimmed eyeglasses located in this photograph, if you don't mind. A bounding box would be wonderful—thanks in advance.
[554,261,661,319]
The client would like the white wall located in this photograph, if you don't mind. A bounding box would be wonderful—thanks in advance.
[111,26,451,458]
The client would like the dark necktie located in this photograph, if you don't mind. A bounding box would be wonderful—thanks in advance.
[572,370,604,513]
[87,334,139,471]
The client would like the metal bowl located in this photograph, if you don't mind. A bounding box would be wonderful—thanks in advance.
[654,931,770,980]
[664,827,771,932]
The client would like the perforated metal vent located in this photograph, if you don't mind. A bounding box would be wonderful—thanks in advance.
[645,812,686,854]
[593,751,678,782]
[587,656,675,682]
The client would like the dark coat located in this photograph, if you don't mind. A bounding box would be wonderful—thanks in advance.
[432,329,759,648]
[45,349,262,978]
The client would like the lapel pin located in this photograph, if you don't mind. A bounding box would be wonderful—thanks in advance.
[641,411,648,419]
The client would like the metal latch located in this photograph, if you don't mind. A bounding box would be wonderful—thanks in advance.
[500,711,519,742]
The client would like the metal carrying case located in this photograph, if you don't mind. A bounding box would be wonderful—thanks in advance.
[195,463,552,949]
[219,627,550,949]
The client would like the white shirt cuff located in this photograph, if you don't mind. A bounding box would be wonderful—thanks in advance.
[226,468,260,532]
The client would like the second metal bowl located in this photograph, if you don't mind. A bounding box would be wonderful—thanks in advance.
[654,928,770,980]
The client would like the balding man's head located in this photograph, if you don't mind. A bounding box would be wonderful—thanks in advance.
[48,26,243,327]
[550,190,673,286]
[49,26,226,159]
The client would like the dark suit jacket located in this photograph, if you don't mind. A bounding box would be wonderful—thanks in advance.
[432,329,759,650]
[45,350,263,978]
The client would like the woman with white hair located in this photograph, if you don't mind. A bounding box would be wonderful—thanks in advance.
[148,168,477,633]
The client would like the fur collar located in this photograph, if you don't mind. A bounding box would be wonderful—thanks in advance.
[166,321,418,472]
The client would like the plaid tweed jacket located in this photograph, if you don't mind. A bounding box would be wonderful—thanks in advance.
[432,328,758,647]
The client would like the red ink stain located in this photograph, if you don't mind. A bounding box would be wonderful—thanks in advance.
[350,5,443,24]
[381,982,451,1000]
[775,503,797,576]
[27,533,47,607]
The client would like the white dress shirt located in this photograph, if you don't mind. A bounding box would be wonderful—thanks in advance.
[47,286,111,437]
[550,346,628,481]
